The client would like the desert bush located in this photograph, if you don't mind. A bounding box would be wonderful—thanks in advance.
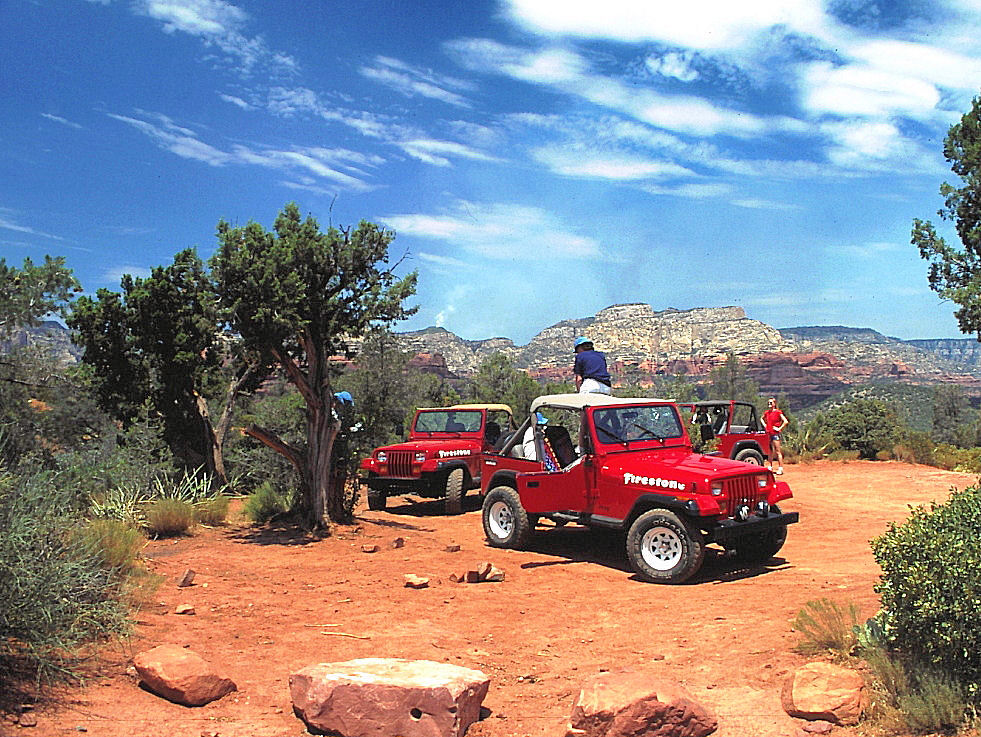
[194,495,230,525]
[144,498,195,537]
[870,483,981,704]
[0,471,131,687]
[242,481,289,524]
[890,430,936,466]
[792,598,860,656]
[823,399,903,460]
[933,444,981,472]
[863,645,973,734]
[73,519,145,575]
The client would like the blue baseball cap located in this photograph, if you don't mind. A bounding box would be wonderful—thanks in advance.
[535,412,548,424]
[334,391,353,405]
[573,336,592,350]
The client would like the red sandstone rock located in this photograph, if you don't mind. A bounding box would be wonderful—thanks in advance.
[290,658,490,737]
[133,644,236,707]
[565,670,717,737]
[781,662,867,725]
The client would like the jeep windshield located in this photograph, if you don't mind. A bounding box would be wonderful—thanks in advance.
[592,404,685,448]
[413,409,483,434]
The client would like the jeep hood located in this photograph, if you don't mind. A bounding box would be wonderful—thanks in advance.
[601,448,761,480]
[378,438,480,452]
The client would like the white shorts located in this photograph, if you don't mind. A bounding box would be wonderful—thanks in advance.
[579,378,612,395]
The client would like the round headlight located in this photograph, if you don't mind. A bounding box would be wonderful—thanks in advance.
[710,481,724,496]
[376,451,387,463]
[414,452,426,463]
[756,474,769,488]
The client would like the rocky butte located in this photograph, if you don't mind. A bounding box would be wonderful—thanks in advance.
[396,303,981,408]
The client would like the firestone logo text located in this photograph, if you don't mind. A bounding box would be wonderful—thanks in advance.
[438,449,471,458]
[623,472,686,491]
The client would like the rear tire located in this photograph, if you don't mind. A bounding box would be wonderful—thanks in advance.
[482,486,531,549]
[734,448,764,465]
[626,509,704,584]
[444,468,465,515]
[367,489,386,511]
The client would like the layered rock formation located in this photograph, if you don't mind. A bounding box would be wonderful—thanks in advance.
[396,304,981,407]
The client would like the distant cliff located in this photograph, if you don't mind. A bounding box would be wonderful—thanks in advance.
[0,321,81,364]
[396,305,981,407]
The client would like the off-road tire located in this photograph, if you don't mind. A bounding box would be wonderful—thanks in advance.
[482,485,531,549]
[626,509,705,584]
[729,505,788,562]
[444,468,465,515]
[366,489,387,511]
[734,448,764,465]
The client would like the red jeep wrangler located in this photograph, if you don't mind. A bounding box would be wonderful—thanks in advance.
[679,400,771,465]
[479,394,797,583]
[359,404,515,514]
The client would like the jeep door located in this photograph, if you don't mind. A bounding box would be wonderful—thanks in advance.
[516,458,592,515]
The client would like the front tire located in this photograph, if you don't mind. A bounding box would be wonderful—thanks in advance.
[366,488,387,511]
[729,505,788,562]
[444,468,465,515]
[735,448,764,465]
[626,510,704,583]
[482,486,531,549]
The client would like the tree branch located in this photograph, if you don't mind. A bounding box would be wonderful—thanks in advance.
[243,423,305,473]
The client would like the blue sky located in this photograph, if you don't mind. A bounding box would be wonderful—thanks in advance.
[3,0,981,344]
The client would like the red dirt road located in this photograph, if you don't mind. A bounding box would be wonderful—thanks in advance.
[28,461,978,737]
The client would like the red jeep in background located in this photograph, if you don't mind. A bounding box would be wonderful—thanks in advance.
[679,400,771,465]
[359,404,515,514]
[479,394,797,583]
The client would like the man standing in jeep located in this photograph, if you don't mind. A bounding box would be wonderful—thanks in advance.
[573,337,611,394]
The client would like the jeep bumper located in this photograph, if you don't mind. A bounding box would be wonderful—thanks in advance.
[706,511,799,544]
[360,473,439,497]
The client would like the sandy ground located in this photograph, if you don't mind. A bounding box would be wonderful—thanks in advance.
[15,460,979,737]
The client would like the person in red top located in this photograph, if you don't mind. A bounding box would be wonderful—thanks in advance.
[763,397,789,475]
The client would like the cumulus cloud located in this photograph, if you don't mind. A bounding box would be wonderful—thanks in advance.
[382,200,601,260]
[645,52,699,82]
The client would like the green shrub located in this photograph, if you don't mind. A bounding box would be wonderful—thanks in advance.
[823,398,903,459]
[74,519,145,575]
[891,430,936,466]
[863,646,972,734]
[792,598,860,656]
[871,483,981,703]
[933,444,981,472]
[193,495,230,526]
[242,481,288,524]
[144,498,195,537]
[0,471,130,687]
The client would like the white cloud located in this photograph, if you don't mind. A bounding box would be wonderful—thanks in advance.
[109,111,378,190]
[101,265,152,283]
[731,198,799,210]
[382,200,601,260]
[645,52,699,82]
[450,39,776,138]
[219,93,251,109]
[502,0,837,51]
[40,113,83,129]
[418,252,469,268]
[359,56,473,107]
[132,0,297,75]
[0,214,64,240]
[532,146,694,180]
[802,61,941,120]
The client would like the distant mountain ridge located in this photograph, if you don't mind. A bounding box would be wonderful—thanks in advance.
[397,304,981,407]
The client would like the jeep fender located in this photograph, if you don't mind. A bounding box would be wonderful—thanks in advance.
[433,459,474,487]
[730,440,762,458]
[624,493,701,531]
[485,469,518,492]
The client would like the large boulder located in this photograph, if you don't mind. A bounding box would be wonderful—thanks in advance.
[781,662,867,725]
[290,657,490,737]
[133,644,236,706]
[566,670,718,737]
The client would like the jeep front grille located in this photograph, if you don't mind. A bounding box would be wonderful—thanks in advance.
[722,476,765,518]
[386,450,414,477]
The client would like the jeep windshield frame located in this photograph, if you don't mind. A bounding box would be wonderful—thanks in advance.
[590,403,687,451]
[412,409,484,434]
